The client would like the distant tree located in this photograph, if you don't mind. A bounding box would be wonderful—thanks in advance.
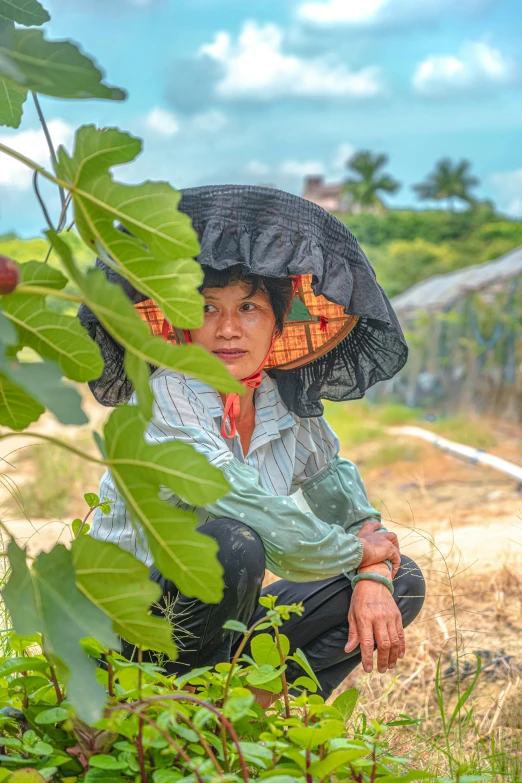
[412,158,480,211]
[343,151,401,212]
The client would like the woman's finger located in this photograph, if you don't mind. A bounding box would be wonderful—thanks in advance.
[359,618,375,673]
[345,612,360,653]
[387,619,400,669]
[382,531,400,551]
[373,619,391,673]
[396,614,406,659]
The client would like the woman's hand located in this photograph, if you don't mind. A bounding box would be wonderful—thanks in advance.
[344,578,405,673]
[356,520,401,577]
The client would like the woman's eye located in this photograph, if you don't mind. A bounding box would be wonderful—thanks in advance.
[241,302,256,311]
[204,304,217,313]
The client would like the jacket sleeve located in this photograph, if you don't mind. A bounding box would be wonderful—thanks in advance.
[147,373,365,582]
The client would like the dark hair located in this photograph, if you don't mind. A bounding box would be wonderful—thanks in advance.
[200,264,294,335]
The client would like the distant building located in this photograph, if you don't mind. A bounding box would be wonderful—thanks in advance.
[303,176,349,213]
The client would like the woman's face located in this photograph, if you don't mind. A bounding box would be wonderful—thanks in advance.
[190,282,277,380]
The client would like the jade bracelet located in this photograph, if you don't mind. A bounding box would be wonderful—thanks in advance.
[351,572,394,595]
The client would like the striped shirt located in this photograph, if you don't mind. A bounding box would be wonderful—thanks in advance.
[91,369,381,581]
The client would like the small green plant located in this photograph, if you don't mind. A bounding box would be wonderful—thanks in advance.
[0,593,438,783]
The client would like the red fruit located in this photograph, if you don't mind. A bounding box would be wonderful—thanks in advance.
[0,256,20,295]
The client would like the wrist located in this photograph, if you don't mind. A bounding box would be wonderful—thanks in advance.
[358,561,392,577]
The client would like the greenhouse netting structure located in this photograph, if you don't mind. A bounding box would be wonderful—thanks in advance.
[373,245,522,421]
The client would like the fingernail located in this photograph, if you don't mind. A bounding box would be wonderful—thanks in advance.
[399,652,405,659]
[364,664,372,673]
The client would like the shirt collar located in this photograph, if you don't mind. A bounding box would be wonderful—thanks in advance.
[177,371,298,436]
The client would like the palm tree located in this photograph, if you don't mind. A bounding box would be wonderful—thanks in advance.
[343,151,401,212]
[412,158,479,211]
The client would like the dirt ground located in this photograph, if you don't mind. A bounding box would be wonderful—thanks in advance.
[1,400,522,750]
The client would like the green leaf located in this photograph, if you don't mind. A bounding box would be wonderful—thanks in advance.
[0,369,44,428]
[222,687,255,722]
[288,648,321,690]
[72,536,176,655]
[0,356,88,426]
[84,492,99,507]
[34,706,70,724]
[246,663,286,689]
[332,687,359,722]
[2,540,118,724]
[56,125,198,259]
[124,351,153,420]
[0,309,17,344]
[292,676,317,693]
[448,654,482,732]
[287,720,346,749]
[72,518,89,537]
[0,76,26,127]
[0,655,50,677]
[308,749,368,778]
[237,741,273,769]
[0,27,125,100]
[102,405,227,601]
[89,755,127,771]
[48,231,241,394]
[222,619,248,633]
[0,0,50,26]
[251,633,289,668]
[0,291,104,382]
[20,260,68,290]
[7,772,47,783]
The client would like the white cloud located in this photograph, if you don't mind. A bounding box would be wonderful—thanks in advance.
[298,0,487,28]
[331,143,355,173]
[145,107,180,137]
[0,119,74,190]
[490,168,522,218]
[199,21,384,101]
[245,144,355,189]
[299,0,387,25]
[413,41,518,96]
[191,109,228,134]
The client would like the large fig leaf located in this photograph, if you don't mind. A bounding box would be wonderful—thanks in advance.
[0,370,44,428]
[2,540,118,724]
[72,536,176,656]
[0,76,26,128]
[49,231,241,394]
[0,356,87,426]
[103,405,226,601]
[55,126,203,328]
[0,26,125,100]
[0,292,103,381]
[0,0,50,26]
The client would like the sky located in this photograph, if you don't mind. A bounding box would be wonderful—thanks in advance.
[1,0,522,237]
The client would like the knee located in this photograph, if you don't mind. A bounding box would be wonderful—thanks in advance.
[198,517,266,587]
[394,555,426,627]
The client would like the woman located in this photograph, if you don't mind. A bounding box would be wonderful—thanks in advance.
[84,185,425,701]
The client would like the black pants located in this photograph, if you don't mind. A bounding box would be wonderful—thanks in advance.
[138,518,426,700]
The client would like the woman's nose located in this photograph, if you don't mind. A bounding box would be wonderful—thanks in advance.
[215,312,242,339]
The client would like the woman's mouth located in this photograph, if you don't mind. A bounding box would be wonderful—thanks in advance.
[212,349,248,361]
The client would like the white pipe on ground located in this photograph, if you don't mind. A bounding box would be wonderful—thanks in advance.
[388,425,522,484]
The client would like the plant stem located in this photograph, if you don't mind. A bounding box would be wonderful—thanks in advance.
[128,694,249,783]
[32,92,65,213]
[136,648,147,783]
[274,626,291,719]
[0,432,106,466]
[50,665,63,704]
[222,614,273,703]
[107,651,114,699]
[12,285,84,303]
[116,703,201,783]
[178,713,224,776]
[303,706,312,783]
[33,170,56,232]
[75,505,95,538]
